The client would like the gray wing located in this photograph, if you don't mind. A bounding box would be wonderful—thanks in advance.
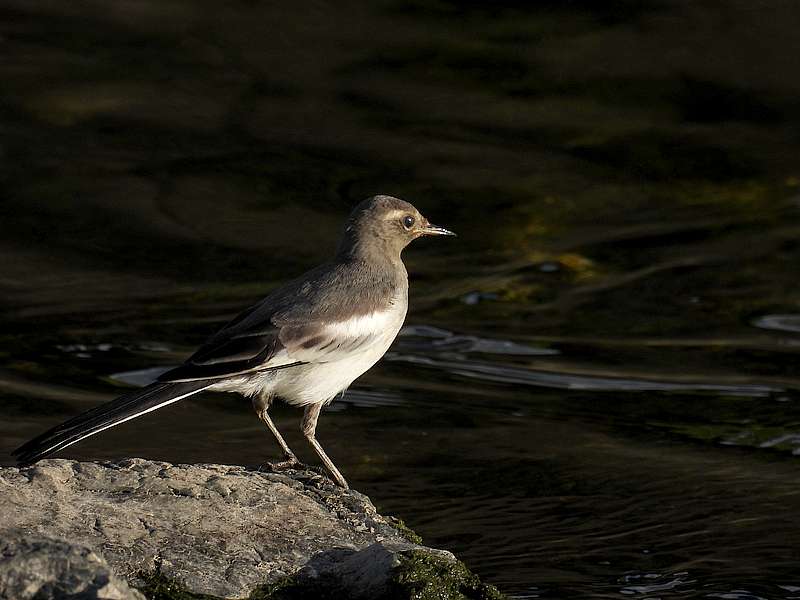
[159,260,401,383]
[158,302,388,383]
[157,323,301,382]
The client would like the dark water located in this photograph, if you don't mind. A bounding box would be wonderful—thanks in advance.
[3,1,800,598]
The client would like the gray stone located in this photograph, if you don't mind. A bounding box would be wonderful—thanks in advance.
[0,537,144,600]
[0,459,496,599]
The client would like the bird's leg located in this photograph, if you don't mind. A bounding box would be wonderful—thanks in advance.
[257,409,301,469]
[302,403,349,489]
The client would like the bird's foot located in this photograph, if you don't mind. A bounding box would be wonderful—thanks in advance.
[294,463,349,489]
[266,455,302,471]
[264,456,348,489]
[265,457,326,477]
[329,471,350,490]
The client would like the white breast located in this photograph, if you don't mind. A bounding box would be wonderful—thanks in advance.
[277,298,407,405]
[215,292,408,406]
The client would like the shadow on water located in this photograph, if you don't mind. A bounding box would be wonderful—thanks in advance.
[2,0,800,598]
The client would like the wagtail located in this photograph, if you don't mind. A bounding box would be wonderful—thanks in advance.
[13,195,455,489]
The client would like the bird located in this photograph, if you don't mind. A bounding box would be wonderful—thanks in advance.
[12,195,455,489]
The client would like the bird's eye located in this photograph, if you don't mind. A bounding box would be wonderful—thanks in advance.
[402,215,415,229]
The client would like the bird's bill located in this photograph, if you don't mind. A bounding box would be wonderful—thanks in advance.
[420,224,457,237]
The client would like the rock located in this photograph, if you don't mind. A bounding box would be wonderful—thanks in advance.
[0,537,145,600]
[276,543,505,600]
[0,459,502,599]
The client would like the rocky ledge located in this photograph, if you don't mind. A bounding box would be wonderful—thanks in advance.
[0,459,502,600]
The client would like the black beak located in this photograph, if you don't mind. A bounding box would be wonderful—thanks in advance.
[421,224,457,237]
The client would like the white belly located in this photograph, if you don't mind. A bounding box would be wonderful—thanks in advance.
[210,295,407,406]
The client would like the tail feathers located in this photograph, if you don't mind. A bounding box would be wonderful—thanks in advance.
[12,380,212,464]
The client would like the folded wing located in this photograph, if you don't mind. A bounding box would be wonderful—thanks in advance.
[159,315,385,382]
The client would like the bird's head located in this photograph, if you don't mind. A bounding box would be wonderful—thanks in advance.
[338,195,455,260]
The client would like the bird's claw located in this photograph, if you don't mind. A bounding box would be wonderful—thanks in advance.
[266,455,302,471]
[265,458,347,488]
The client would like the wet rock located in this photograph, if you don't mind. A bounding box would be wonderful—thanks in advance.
[0,459,501,599]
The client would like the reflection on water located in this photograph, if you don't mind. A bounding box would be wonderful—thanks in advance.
[2,0,800,598]
[389,352,781,395]
[398,325,561,356]
[752,315,800,335]
[619,571,694,595]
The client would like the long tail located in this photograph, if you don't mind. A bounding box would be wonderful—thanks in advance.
[12,380,212,464]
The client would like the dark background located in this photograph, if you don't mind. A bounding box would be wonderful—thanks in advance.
[2,1,800,598]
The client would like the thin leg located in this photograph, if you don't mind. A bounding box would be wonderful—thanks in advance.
[302,403,349,489]
[257,408,300,468]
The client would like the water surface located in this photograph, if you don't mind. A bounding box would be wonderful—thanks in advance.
[2,1,800,598]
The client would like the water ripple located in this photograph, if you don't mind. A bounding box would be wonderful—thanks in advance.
[110,367,170,387]
[751,315,800,334]
[619,571,694,595]
[707,591,769,600]
[386,354,781,397]
[398,325,559,356]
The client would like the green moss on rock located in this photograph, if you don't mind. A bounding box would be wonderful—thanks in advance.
[387,515,424,544]
[137,571,221,600]
[390,550,506,600]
